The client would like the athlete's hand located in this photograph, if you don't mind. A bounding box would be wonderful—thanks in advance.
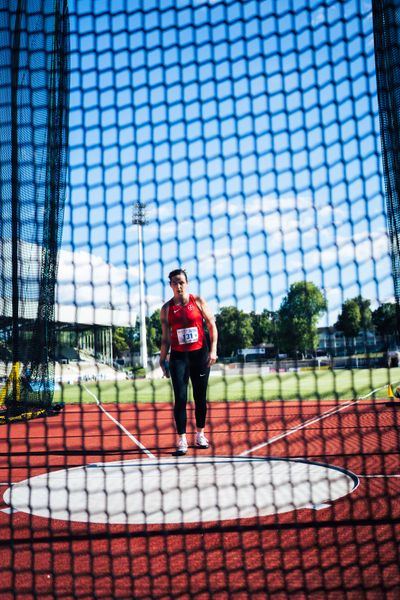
[160,359,170,378]
[207,352,217,367]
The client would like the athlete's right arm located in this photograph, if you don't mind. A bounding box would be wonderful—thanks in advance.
[159,303,171,377]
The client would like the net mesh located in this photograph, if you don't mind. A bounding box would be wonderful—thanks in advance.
[373,0,400,333]
[1,0,400,598]
[0,0,69,414]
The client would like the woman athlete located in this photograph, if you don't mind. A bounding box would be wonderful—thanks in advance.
[159,269,218,455]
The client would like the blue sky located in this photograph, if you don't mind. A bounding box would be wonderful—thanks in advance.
[58,0,393,326]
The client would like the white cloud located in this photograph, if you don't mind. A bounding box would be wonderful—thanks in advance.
[56,248,140,310]
[56,247,165,316]
[315,229,390,269]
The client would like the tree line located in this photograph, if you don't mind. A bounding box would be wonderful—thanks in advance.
[112,281,399,359]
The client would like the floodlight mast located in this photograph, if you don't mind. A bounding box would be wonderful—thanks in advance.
[133,201,148,370]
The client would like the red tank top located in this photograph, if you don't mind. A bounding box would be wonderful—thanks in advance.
[168,294,205,352]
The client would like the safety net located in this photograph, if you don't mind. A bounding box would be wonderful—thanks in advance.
[0,0,69,418]
[1,1,399,598]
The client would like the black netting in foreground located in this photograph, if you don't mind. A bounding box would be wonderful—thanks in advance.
[374,0,400,336]
[0,0,69,416]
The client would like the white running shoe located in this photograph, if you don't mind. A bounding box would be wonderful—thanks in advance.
[195,432,209,449]
[176,438,188,455]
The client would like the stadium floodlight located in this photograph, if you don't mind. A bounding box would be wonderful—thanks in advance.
[133,201,148,371]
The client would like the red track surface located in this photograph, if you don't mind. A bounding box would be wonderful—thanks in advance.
[1,399,399,599]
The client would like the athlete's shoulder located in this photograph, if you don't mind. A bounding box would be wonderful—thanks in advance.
[191,295,207,314]
[161,300,172,314]
[191,294,204,304]
[194,295,215,321]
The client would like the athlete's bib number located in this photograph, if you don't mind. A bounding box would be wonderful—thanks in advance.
[177,327,199,345]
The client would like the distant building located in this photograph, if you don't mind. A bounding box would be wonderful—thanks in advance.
[317,326,387,356]
[237,345,276,362]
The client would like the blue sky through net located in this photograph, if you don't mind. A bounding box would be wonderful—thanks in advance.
[58,0,392,326]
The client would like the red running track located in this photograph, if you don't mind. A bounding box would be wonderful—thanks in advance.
[0,399,399,599]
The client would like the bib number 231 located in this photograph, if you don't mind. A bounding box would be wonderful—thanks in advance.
[177,327,199,345]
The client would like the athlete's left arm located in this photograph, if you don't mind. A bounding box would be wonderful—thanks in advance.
[196,296,218,367]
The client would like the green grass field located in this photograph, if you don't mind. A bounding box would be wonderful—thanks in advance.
[54,367,400,405]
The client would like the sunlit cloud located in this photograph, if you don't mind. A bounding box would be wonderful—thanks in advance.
[57,248,140,310]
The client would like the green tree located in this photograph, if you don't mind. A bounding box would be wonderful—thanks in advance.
[335,300,361,340]
[122,324,139,353]
[215,306,254,357]
[125,310,162,357]
[355,295,373,331]
[147,309,162,355]
[250,309,275,346]
[277,282,327,357]
[335,296,372,345]
[112,327,129,357]
[372,302,398,346]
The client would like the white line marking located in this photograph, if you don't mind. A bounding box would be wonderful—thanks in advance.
[1,507,18,514]
[82,384,155,459]
[239,384,387,457]
[239,399,359,456]
[302,503,331,511]
[361,384,390,399]
[358,474,400,478]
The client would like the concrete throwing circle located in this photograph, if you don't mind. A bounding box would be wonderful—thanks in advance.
[3,457,358,524]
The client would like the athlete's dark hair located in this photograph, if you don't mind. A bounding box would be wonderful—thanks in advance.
[168,268,188,282]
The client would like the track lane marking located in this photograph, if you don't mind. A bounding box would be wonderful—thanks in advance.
[82,383,155,459]
[239,384,387,457]
[358,474,400,478]
[239,399,359,456]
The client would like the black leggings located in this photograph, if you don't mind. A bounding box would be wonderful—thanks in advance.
[169,347,210,435]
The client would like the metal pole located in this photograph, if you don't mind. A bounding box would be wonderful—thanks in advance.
[133,202,148,371]
[137,222,148,369]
